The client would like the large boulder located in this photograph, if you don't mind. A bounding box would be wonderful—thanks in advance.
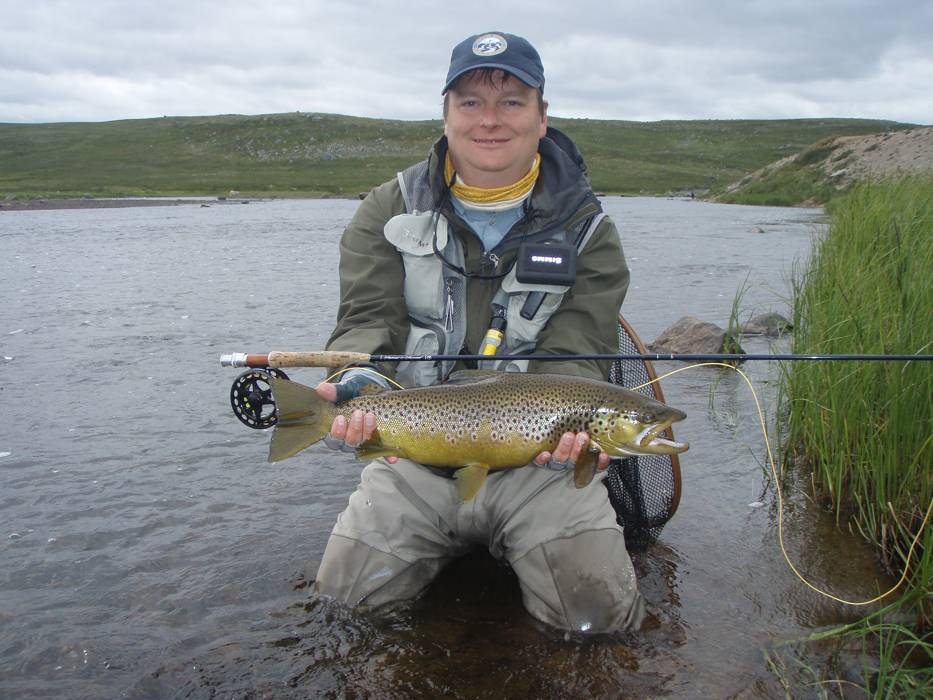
[740,312,793,337]
[649,316,745,356]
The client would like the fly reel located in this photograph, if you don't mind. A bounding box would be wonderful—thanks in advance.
[230,368,289,429]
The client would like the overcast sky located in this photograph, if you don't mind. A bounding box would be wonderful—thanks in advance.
[1,0,930,125]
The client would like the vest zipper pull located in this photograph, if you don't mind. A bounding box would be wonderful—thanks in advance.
[444,278,455,332]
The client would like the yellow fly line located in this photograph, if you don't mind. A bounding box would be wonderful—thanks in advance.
[323,366,406,390]
[634,362,932,608]
[319,362,930,607]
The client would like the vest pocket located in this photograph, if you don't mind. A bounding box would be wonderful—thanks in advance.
[384,213,446,321]
[398,320,445,387]
[505,291,565,346]
[499,268,569,349]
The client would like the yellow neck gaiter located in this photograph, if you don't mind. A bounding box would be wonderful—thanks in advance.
[445,152,541,206]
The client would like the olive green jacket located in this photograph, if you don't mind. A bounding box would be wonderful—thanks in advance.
[326,131,630,382]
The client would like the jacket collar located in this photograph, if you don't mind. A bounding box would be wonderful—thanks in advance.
[427,127,601,236]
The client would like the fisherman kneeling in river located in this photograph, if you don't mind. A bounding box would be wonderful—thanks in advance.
[313,32,644,633]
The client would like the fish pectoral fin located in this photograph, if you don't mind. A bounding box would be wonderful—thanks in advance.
[573,449,599,488]
[454,464,489,502]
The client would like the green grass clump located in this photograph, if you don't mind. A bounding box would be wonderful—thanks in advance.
[776,176,933,695]
[766,596,932,699]
[717,166,838,207]
[715,136,848,206]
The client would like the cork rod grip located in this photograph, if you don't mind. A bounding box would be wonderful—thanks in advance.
[266,351,373,368]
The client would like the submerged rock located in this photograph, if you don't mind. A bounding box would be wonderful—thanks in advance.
[741,312,793,336]
[649,316,745,356]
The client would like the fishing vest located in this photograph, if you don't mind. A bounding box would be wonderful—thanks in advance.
[385,160,605,387]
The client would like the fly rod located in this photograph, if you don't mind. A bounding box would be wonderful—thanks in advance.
[220,351,933,369]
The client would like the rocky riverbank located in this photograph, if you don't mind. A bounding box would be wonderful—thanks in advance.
[716,126,933,205]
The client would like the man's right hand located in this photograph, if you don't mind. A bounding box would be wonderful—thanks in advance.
[315,383,397,462]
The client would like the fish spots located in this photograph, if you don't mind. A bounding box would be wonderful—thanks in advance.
[338,371,680,466]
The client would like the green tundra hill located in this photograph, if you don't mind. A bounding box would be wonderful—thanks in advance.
[0,112,916,199]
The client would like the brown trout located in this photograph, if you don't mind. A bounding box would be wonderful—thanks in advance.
[268,371,687,501]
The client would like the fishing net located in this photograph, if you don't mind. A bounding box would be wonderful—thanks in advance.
[605,315,682,551]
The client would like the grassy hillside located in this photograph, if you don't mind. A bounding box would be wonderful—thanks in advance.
[0,112,915,199]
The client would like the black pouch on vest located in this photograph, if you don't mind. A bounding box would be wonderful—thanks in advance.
[515,241,577,286]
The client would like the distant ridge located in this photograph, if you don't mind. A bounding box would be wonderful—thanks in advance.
[0,113,915,200]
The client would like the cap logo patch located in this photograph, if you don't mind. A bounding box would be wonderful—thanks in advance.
[473,34,507,56]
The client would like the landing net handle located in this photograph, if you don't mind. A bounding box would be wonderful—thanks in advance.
[607,314,682,551]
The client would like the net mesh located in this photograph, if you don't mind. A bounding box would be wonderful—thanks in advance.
[605,319,681,551]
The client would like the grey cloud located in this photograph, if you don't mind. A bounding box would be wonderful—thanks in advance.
[0,0,929,124]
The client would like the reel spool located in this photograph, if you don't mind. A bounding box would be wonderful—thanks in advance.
[230,368,289,429]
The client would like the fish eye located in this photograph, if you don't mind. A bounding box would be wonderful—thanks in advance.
[641,413,655,423]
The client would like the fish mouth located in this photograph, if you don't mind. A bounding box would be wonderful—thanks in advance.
[635,420,689,454]
[598,419,689,457]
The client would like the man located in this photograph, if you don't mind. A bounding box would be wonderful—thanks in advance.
[312,32,645,633]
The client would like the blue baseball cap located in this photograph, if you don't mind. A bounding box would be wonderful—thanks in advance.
[442,32,545,94]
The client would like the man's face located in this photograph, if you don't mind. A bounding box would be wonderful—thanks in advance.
[444,71,547,189]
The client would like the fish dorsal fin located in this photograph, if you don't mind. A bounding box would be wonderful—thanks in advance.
[446,370,505,385]
[357,383,389,396]
[573,449,599,488]
[454,465,489,501]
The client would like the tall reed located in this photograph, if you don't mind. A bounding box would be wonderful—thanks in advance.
[779,176,932,693]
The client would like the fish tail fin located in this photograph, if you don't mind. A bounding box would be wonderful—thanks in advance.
[268,377,335,462]
[573,450,599,488]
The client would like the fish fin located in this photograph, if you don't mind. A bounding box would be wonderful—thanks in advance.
[267,378,334,462]
[357,383,388,396]
[355,443,406,460]
[454,465,489,501]
[573,449,599,488]
[445,370,504,385]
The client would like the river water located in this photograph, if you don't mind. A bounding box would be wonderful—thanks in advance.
[0,197,890,698]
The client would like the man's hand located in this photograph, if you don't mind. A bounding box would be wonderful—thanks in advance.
[533,431,610,471]
[315,383,398,463]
